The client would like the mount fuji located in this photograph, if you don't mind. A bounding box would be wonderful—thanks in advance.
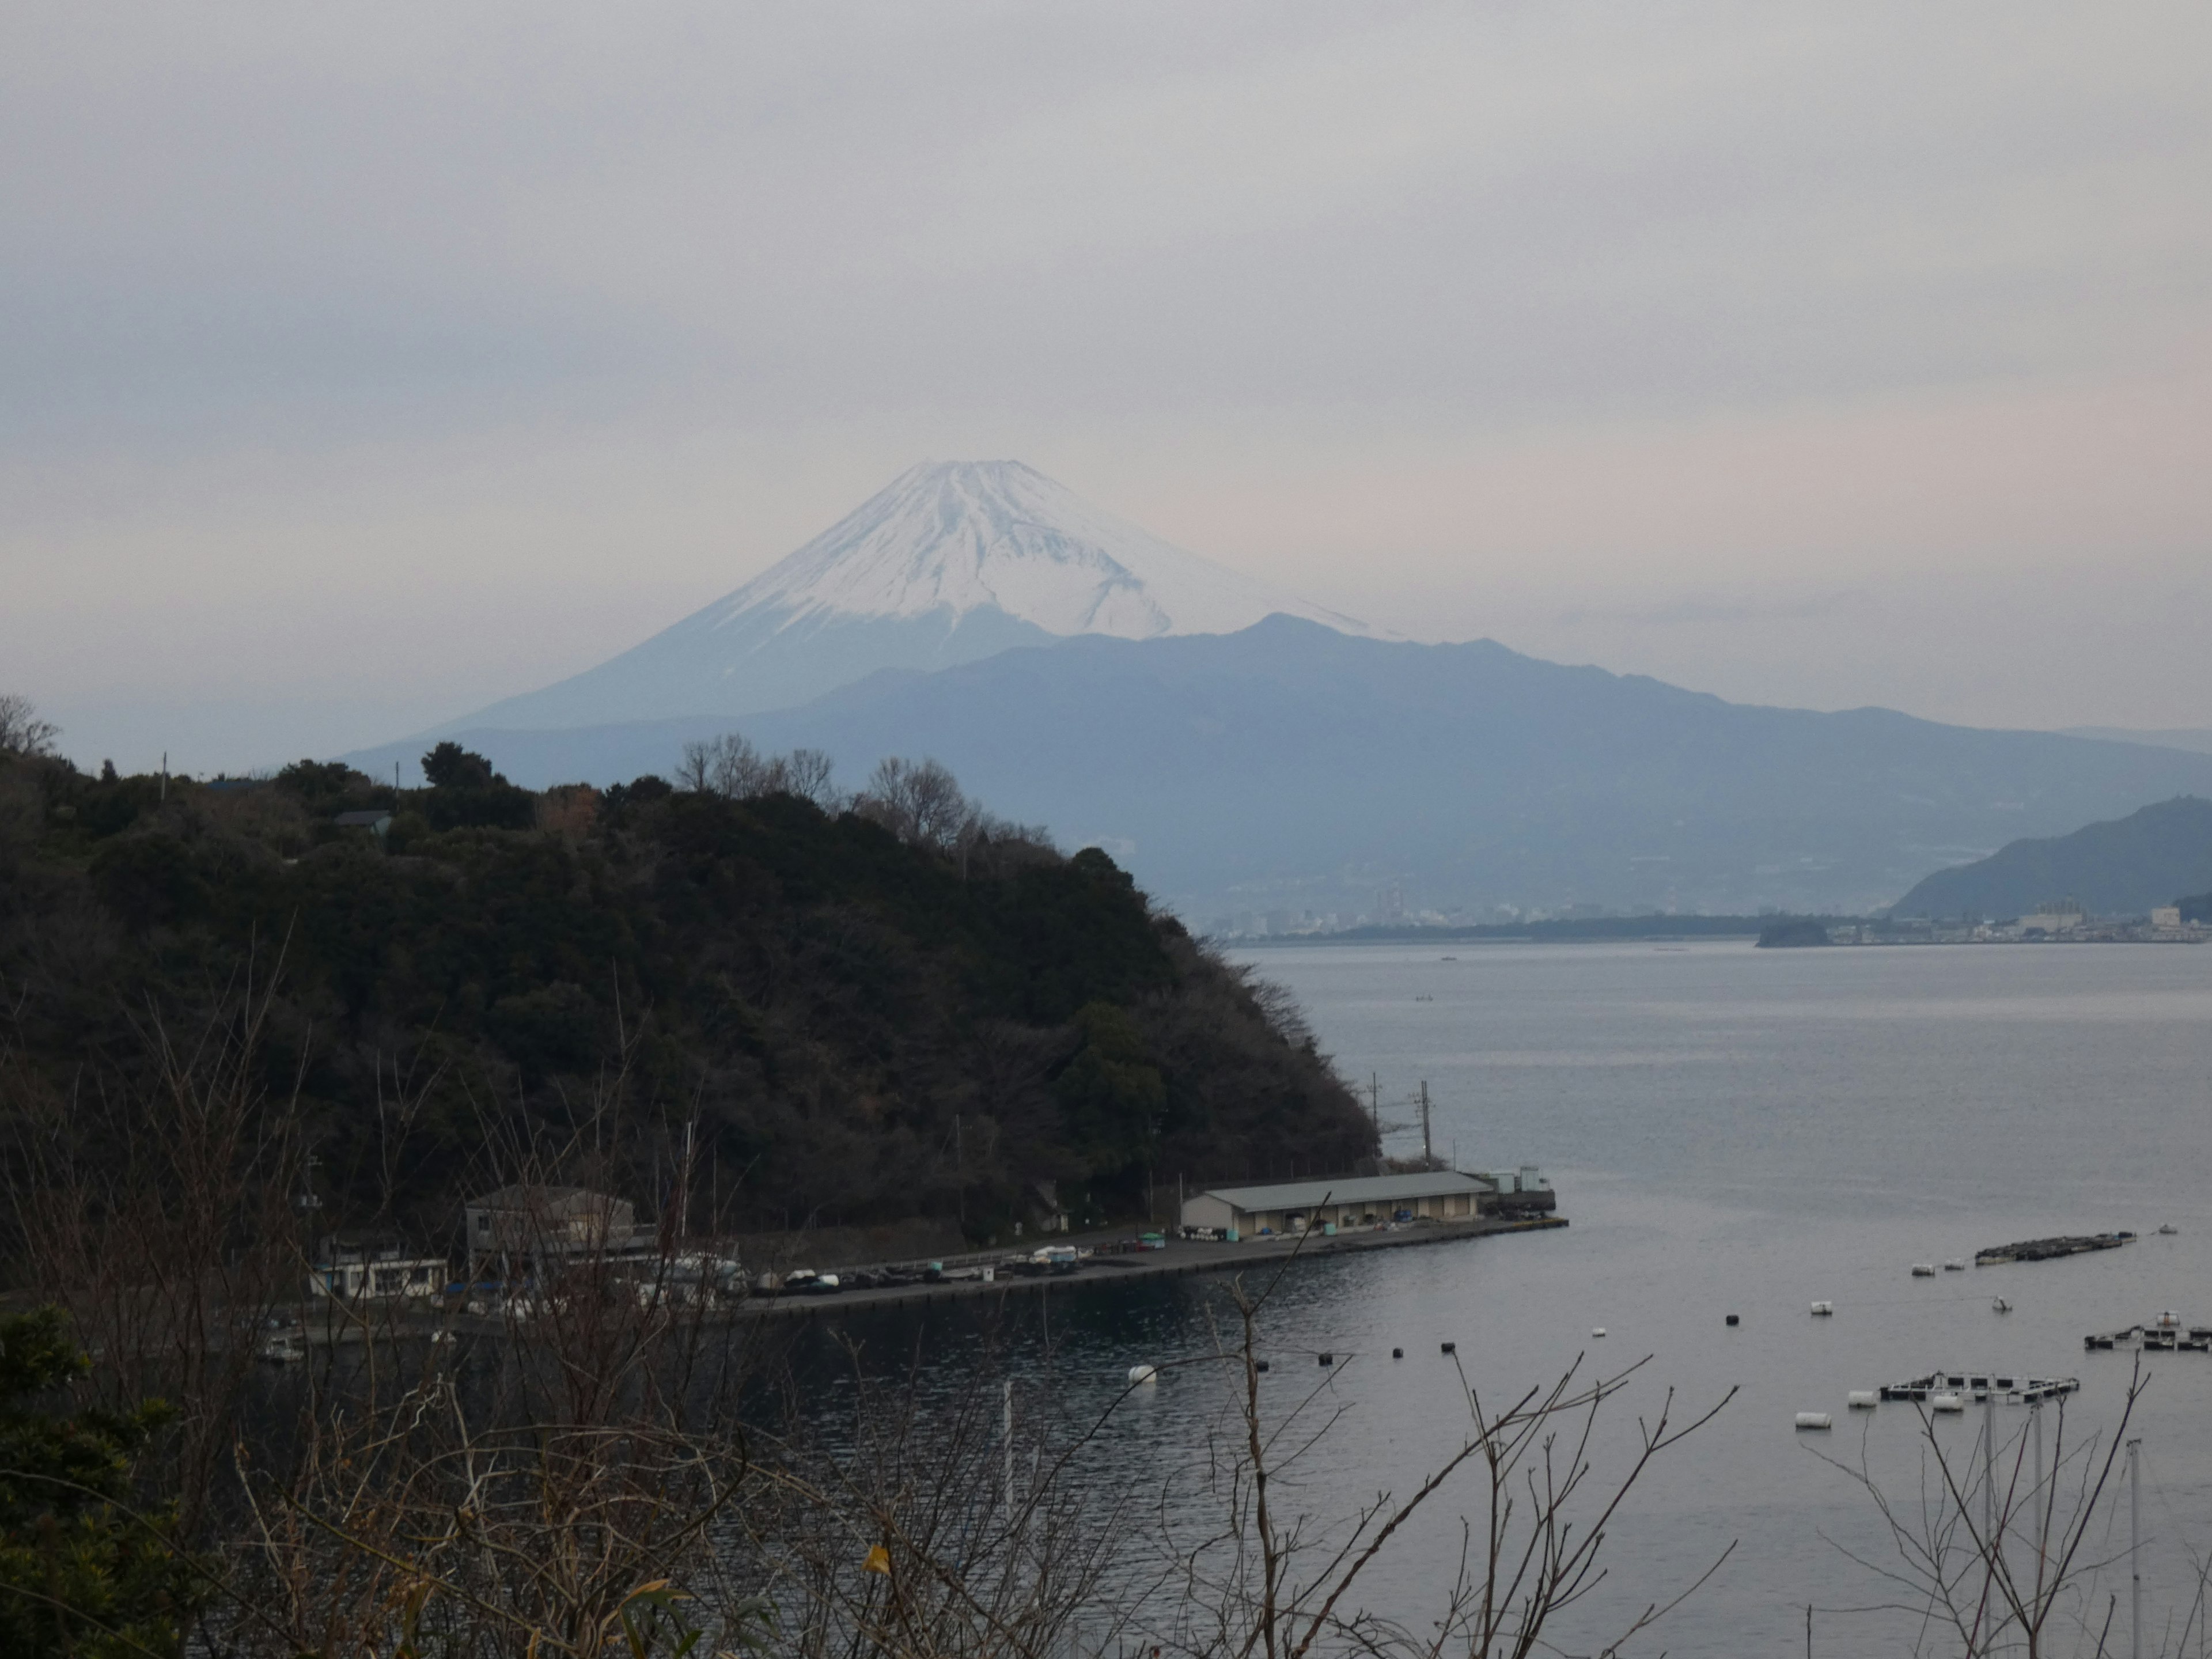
[436,460,1369,733]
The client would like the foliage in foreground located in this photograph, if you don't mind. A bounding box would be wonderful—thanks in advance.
[0,1307,205,1658]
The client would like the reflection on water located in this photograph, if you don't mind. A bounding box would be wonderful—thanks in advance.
[785,941,2212,1656]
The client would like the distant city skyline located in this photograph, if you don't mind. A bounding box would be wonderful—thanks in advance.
[6,3,2208,774]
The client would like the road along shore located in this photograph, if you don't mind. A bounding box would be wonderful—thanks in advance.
[731,1213,1569,1321]
[270,1214,1569,1349]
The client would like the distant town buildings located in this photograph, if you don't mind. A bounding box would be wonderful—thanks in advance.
[2021,898,2088,935]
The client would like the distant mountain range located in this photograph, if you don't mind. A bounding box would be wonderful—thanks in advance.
[343,459,2212,918]
[1888,796,2212,919]
[348,619,2212,921]
[2061,728,2212,757]
[429,460,1370,734]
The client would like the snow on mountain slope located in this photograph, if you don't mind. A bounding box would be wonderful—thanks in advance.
[719,459,1367,640]
[423,460,1370,733]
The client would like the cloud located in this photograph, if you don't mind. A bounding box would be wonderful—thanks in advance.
[5,0,2210,766]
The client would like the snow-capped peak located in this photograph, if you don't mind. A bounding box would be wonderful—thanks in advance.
[711,460,1368,639]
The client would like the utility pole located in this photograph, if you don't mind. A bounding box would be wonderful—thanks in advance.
[2130,1437,2143,1659]
[1983,1388,1997,1548]
[1983,1387,1998,1619]
[160,752,168,803]
[1419,1082,1433,1169]
[2032,1401,2047,1576]
[1003,1378,1016,1521]
[680,1119,694,1242]
[1369,1073,1380,1138]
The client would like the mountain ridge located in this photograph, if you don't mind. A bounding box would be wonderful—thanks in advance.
[421,460,1368,738]
[343,617,2212,918]
[1888,796,2212,918]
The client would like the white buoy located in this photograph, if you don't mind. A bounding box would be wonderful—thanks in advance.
[1591,1327,1607,1338]
[1847,1390,1878,1409]
[1127,1364,1158,1385]
[1931,1391,1964,1413]
[1991,1297,2012,1313]
[1795,1411,1833,1430]
[1910,1263,1937,1277]
[1809,1301,1835,1316]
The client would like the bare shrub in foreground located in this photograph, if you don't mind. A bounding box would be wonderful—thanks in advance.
[1817,1361,2212,1658]
[1136,1253,1735,1659]
[3,942,306,1540]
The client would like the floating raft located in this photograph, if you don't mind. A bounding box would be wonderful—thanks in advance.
[1975,1232,2135,1266]
[2085,1313,2212,1352]
[1879,1370,2080,1404]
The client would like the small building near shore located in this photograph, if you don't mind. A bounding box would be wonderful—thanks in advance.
[309,1236,446,1300]
[464,1184,650,1273]
[1180,1171,1495,1236]
[332,809,393,841]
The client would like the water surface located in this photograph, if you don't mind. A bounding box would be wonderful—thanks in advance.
[809,941,2212,1655]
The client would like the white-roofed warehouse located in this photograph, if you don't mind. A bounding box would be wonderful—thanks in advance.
[1180,1172,1494,1237]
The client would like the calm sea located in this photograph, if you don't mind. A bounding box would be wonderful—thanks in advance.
[803,941,2212,1656]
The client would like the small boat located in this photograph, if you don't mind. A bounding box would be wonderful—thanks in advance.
[1991,1297,2012,1313]
[2158,1224,2178,1236]
[257,1331,306,1363]
[1591,1327,1607,1338]
[1809,1301,1835,1316]
[1943,1260,1967,1272]
[1911,1263,1937,1278]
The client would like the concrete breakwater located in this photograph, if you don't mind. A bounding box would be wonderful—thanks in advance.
[728,1213,1569,1321]
[272,1214,1568,1350]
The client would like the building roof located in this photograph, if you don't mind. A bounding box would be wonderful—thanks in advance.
[1194,1172,1492,1211]
[469,1184,625,1214]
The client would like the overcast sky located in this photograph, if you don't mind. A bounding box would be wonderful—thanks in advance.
[6,2,2209,772]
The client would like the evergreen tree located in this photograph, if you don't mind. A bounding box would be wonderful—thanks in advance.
[0,1308,205,1658]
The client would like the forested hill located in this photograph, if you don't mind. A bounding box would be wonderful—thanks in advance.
[1889,796,2212,919]
[0,744,1373,1251]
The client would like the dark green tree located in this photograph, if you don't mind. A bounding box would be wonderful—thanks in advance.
[0,1307,206,1658]
[418,744,534,831]
[419,742,493,790]
[1053,1000,1167,1175]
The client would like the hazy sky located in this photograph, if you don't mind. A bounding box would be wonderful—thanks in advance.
[6,2,2209,772]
